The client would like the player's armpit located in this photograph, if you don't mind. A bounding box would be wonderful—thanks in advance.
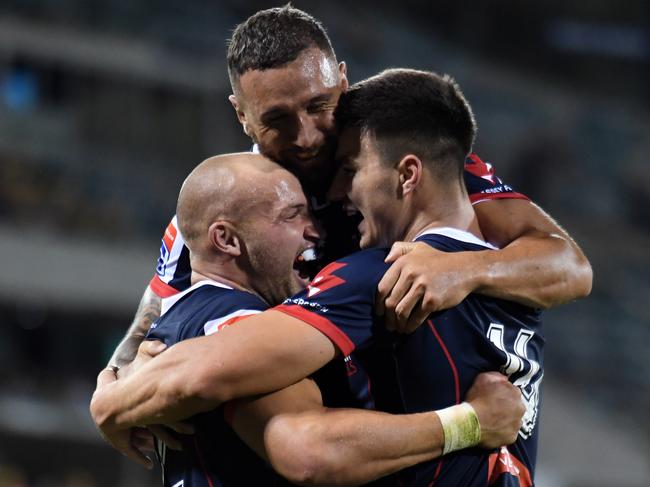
[473,198,592,308]
[90,310,337,430]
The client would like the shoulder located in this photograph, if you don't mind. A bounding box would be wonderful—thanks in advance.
[151,284,268,341]
[313,248,390,289]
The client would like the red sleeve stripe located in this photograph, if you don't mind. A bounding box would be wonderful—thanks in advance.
[149,275,182,298]
[274,304,355,357]
[470,192,529,205]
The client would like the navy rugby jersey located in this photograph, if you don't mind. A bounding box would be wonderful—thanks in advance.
[149,154,525,297]
[145,281,287,487]
[275,228,543,487]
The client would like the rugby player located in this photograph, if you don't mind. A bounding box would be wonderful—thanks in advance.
[129,152,524,486]
[92,69,547,486]
[101,6,591,373]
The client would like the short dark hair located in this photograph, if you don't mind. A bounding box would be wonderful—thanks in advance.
[227,4,336,90]
[335,68,477,183]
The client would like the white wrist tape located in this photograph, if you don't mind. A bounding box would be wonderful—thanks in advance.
[437,402,481,455]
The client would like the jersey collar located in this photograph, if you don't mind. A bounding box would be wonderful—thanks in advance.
[413,227,498,250]
[161,279,233,316]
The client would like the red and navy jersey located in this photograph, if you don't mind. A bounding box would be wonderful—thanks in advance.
[149,154,526,298]
[275,228,543,487]
[150,216,192,298]
[145,281,287,487]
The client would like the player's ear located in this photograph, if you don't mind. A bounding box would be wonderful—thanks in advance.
[209,221,242,257]
[228,94,249,136]
[338,61,349,92]
[397,155,422,197]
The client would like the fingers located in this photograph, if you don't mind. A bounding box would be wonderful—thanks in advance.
[474,371,508,385]
[96,368,117,389]
[404,299,430,334]
[384,242,417,263]
[122,442,154,470]
[131,428,155,452]
[166,421,195,435]
[376,264,401,318]
[138,340,167,358]
[392,287,423,333]
[148,425,183,451]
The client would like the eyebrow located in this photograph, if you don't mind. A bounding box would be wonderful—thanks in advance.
[275,203,306,220]
[261,106,289,121]
[261,94,334,120]
[307,94,333,105]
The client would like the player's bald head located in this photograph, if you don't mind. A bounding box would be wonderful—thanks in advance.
[177,152,289,251]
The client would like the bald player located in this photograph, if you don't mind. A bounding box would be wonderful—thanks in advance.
[108,152,525,486]
[103,6,591,375]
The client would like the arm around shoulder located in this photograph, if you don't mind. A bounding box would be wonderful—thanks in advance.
[474,198,592,308]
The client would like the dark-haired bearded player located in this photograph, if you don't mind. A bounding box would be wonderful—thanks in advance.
[99,4,591,412]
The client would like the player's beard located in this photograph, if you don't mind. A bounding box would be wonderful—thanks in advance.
[245,241,301,306]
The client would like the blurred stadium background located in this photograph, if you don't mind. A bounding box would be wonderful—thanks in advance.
[0,1,648,486]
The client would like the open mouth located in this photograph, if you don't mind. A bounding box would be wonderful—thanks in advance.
[293,247,319,282]
[344,203,365,232]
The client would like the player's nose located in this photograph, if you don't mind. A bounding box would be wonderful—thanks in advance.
[303,215,321,242]
[295,114,324,151]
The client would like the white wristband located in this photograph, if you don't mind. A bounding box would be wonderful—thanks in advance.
[437,402,481,455]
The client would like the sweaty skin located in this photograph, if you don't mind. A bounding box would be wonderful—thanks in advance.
[378,199,592,332]
[92,153,526,483]
[102,41,591,374]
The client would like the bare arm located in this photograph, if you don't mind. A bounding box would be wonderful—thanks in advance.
[107,285,162,368]
[90,311,337,430]
[473,199,592,307]
[233,372,523,486]
[378,199,592,331]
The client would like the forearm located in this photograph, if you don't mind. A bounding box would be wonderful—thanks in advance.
[266,408,444,486]
[92,311,337,429]
[471,230,592,308]
[107,285,161,368]
[474,200,592,308]
[91,339,215,429]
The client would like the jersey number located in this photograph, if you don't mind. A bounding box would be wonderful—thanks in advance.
[487,324,542,439]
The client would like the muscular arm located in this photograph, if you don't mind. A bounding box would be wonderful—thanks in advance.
[379,199,592,331]
[90,311,337,429]
[234,372,523,486]
[473,199,592,308]
[233,379,444,486]
[107,285,161,368]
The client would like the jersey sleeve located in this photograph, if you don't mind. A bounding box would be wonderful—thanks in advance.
[463,153,529,204]
[274,250,389,356]
[149,215,192,297]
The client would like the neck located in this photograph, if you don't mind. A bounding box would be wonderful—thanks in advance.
[402,185,482,243]
[191,260,265,302]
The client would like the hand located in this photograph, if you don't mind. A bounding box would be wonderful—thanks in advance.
[147,422,196,451]
[91,340,170,467]
[91,371,155,469]
[376,242,480,333]
[465,372,524,448]
[118,340,167,380]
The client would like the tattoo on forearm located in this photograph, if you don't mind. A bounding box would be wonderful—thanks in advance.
[107,288,162,368]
